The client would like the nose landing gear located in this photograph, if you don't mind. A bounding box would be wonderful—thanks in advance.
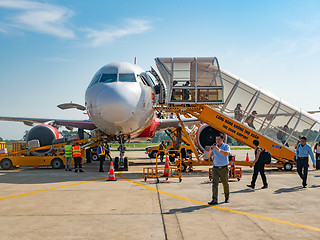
[114,133,129,171]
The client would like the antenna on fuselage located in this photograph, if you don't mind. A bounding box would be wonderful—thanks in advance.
[134,57,137,65]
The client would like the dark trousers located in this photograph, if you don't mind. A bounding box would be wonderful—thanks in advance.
[74,157,82,170]
[297,158,308,186]
[212,166,229,202]
[316,153,320,160]
[99,155,105,172]
[251,163,267,187]
[106,152,112,160]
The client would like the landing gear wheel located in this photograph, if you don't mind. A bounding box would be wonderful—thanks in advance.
[179,177,182,182]
[283,162,293,171]
[166,178,168,181]
[124,157,128,171]
[51,158,63,169]
[114,157,119,171]
[1,158,12,170]
[144,176,147,181]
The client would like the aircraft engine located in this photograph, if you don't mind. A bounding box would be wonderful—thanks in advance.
[26,124,62,156]
[194,124,225,152]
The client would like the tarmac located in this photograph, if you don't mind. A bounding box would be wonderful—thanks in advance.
[0,150,320,240]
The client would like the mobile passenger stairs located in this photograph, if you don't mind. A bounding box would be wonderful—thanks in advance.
[151,57,320,172]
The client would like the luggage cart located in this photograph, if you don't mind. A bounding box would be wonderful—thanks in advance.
[143,150,183,183]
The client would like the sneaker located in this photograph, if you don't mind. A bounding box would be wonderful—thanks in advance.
[74,169,78,173]
[247,184,255,189]
[261,185,268,189]
[68,169,72,171]
[225,197,230,203]
[208,200,218,205]
[65,169,68,171]
[99,170,104,172]
[79,169,84,172]
[303,185,307,188]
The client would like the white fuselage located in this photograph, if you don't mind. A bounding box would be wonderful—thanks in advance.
[85,62,155,135]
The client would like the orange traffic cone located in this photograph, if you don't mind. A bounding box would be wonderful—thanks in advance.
[246,152,249,162]
[163,156,169,177]
[106,161,116,181]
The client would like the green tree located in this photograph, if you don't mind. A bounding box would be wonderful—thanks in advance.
[0,136,3,142]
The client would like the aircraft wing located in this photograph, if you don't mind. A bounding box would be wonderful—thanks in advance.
[0,116,96,130]
[156,117,201,131]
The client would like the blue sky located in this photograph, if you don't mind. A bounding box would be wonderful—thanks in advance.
[0,0,320,139]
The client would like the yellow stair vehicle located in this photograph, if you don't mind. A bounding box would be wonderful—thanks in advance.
[154,57,320,171]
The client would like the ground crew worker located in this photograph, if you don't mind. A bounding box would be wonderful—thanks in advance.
[105,142,112,161]
[97,141,106,172]
[247,140,268,189]
[208,133,230,205]
[64,141,72,171]
[295,136,316,188]
[159,141,165,162]
[72,142,83,173]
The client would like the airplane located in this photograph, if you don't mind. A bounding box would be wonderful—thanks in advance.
[0,61,218,170]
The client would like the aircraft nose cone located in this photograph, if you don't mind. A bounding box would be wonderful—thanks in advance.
[96,83,140,123]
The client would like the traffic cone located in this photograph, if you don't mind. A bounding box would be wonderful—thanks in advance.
[106,161,116,181]
[163,156,169,177]
[246,152,249,162]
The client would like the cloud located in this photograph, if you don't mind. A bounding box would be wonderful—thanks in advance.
[0,0,74,38]
[83,19,152,47]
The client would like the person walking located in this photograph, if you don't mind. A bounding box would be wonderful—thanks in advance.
[159,141,165,162]
[105,142,112,161]
[314,141,320,161]
[97,141,106,172]
[208,133,230,205]
[296,136,316,188]
[245,110,257,129]
[64,141,73,171]
[247,140,268,189]
[234,103,243,121]
[72,142,83,173]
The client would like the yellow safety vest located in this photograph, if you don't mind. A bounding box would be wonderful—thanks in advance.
[99,145,105,156]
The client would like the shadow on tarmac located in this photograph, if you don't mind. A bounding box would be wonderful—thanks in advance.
[163,204,210,214]
[274,186,303,194]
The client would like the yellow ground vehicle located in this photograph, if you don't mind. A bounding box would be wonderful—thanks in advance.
[0,138,98,170]
[145,140,193,158]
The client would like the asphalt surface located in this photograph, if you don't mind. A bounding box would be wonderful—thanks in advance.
[0,150,320,240]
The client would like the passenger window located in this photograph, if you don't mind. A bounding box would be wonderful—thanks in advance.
[119,74,136,82]
[100,74,117,83]
[89,74,101,87]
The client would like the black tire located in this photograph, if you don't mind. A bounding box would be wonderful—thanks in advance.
[144,176,147,181]
[237,178,241,181]
[91,153,99,161]
[151,151,157,158]
[51,158,63,169]
[114,157,119,171]
[124,157,128,171]
[283,162,293,171]
[1,158,12,170]
[179,177,182,182]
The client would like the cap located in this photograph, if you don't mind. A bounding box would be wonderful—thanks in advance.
[237,103,242,107]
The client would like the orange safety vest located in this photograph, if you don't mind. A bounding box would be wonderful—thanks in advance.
[72,145,82,157]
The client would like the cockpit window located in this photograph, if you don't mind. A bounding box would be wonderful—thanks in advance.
[100,74,117,83]
[89,74,101,87]
[119,74,136,82]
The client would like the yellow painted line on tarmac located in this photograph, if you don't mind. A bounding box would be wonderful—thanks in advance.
[117,173,320,233]
[0,176,109,201]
